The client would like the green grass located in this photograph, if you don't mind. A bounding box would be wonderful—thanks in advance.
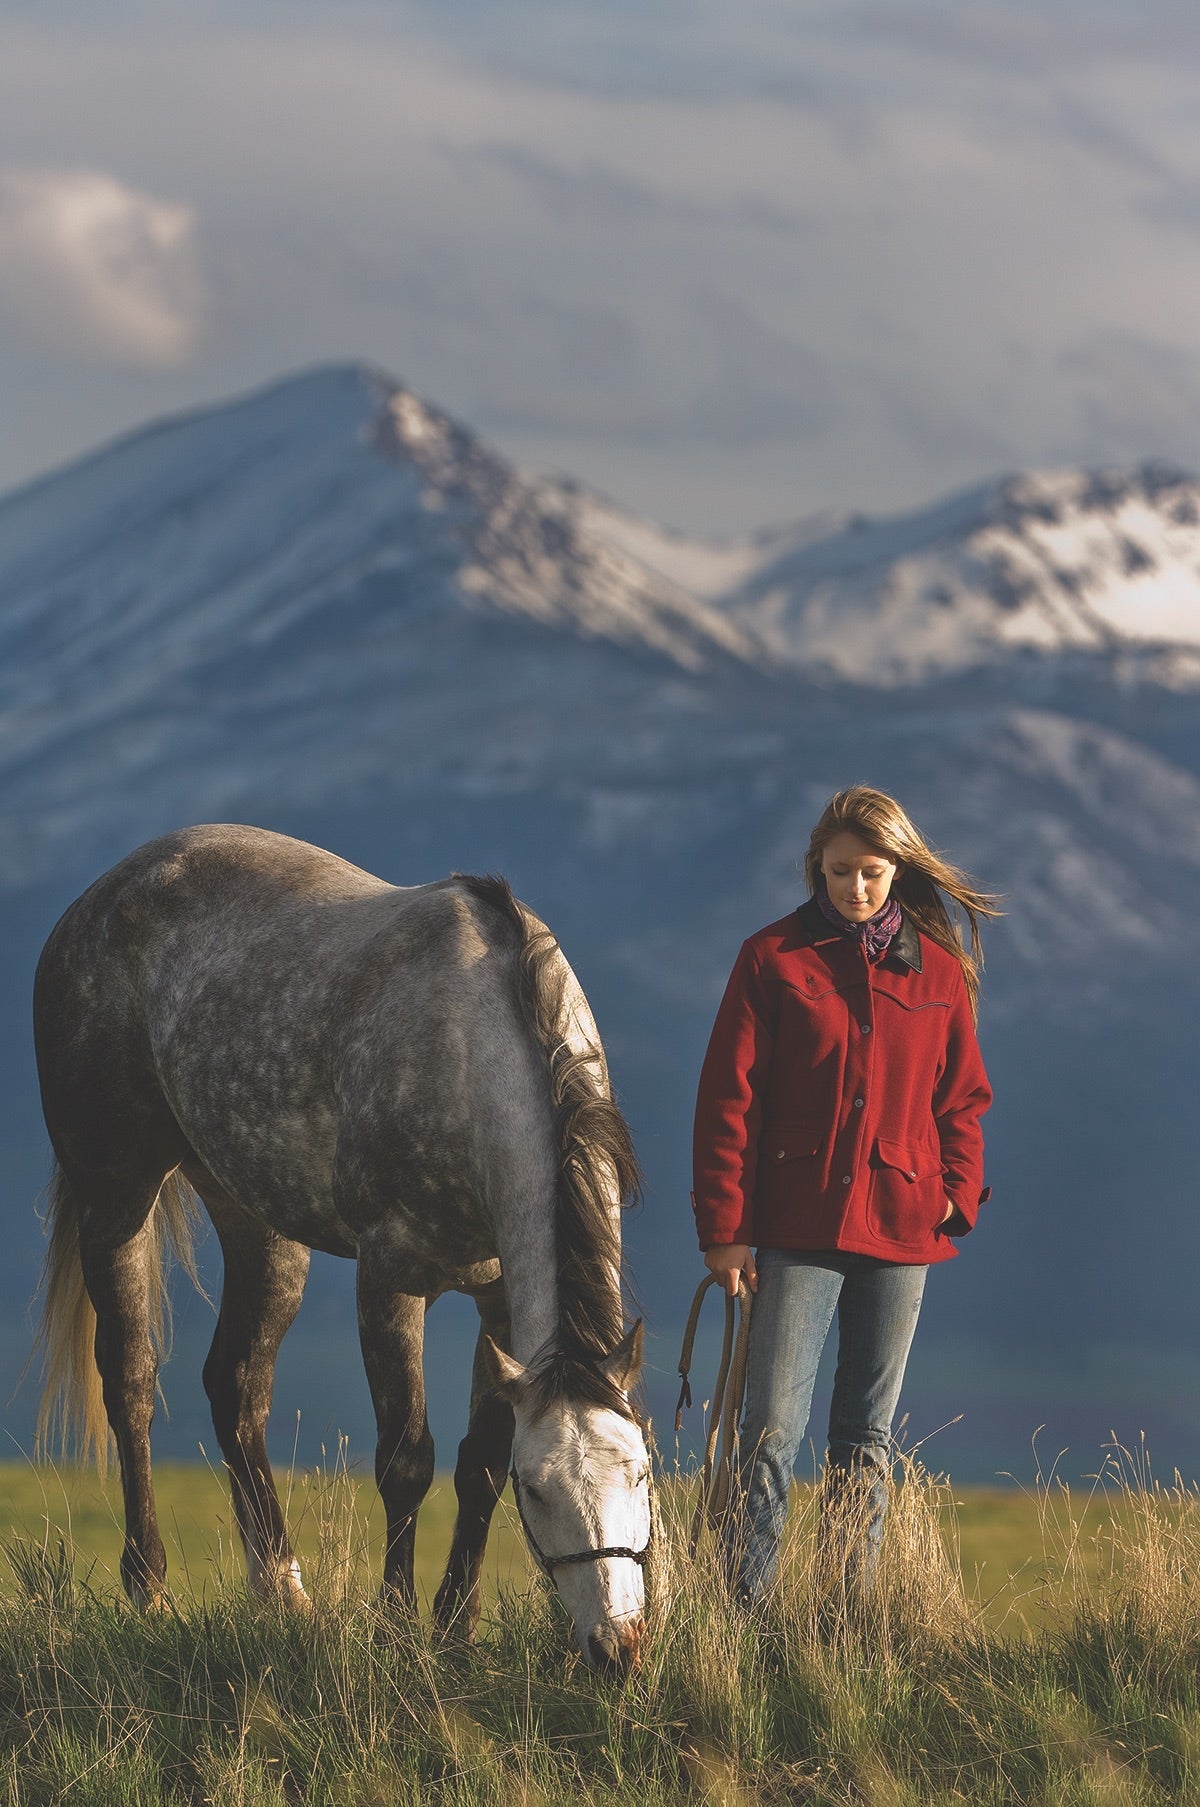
[4,1457,1200,1804]
[0,1462,1165,1633]
[0,1459,531,1613]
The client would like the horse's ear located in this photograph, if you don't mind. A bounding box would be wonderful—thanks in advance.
[600,1319,644,1392]
[484,1336,527,1399]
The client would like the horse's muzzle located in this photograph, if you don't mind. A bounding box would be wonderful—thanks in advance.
[586,1615,645,1674]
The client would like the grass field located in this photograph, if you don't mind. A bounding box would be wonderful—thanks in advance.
[6,1455,1200,1803]
[0,1459,1164,1633]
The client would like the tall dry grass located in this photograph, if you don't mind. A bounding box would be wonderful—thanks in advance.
[4,1445,1200,1804]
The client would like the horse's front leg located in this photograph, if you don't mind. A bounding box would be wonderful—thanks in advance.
[434,1277,514,1641]
[355,1248,434,1607]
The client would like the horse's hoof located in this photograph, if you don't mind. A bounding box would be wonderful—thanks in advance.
[250,1557,312,1612]
[434,1614,480,1650]
[433,1589,481,1646]
[129,1582,170,1613]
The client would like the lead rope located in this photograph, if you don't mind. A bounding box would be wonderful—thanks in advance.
[674,1274,753,1558]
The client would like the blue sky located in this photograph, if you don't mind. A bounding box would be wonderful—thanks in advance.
[2,0,1199,530]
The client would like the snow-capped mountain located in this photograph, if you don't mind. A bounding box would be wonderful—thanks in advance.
[0,363,744,694]
[3,363,1200,1480]
[585,463,1200,689]
[3,363,1199,893]
[0,365,765,885]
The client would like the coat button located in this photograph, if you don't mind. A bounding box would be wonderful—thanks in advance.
[860,1023,872,1034]
[854,1097,864,1108]
[908,1169,917,1179]
[842,1174,852,1185]
[776,1149,786,1160]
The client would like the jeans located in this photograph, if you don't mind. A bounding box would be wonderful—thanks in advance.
[725,1248,927,1605]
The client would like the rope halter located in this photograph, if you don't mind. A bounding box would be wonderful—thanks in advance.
[509,1465,654,1578]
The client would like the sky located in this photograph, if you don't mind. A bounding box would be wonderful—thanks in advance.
[2,0,1200,533]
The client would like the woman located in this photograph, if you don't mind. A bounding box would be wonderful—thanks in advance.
[691,786,996,1608]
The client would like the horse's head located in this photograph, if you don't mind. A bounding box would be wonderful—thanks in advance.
[488,1321,652,1672]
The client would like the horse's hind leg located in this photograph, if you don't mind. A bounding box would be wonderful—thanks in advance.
[434,1277,514,1640]
[194,1179,311,1608]
[355,1240,434,1608]
[70,1173,172,1608]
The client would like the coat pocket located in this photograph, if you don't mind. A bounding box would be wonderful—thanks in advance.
[755,1118,822,1211]
[760,1119,822,1165]
[867,1136,943,1245]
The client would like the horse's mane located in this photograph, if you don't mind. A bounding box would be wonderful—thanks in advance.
[454,874,643,1423]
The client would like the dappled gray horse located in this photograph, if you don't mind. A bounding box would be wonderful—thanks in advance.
[34,826,651,1668]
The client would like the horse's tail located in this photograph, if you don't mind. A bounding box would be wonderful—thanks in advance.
[35,1162,201,1477]
[455,874,642,1364]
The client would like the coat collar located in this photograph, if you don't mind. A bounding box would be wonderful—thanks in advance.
[794,894,923,973]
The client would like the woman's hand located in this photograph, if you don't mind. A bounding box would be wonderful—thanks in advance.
[704,1243,758,1296]
[940,1195,957,1225]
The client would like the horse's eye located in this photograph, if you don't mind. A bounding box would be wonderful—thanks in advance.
[524,1484,544,1507]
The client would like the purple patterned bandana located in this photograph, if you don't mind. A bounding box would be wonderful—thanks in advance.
[816,883,903,961]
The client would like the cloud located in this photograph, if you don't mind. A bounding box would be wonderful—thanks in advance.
[0,167,202,366]
[450,142,805,235]
[1058,333,1200,464]
[2,7,1200,525]
[856,1,1200,76]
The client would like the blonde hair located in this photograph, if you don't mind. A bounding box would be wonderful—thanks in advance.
[804,786,1001,1020]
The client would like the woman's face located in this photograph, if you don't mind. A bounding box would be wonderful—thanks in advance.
[820,831,903,922]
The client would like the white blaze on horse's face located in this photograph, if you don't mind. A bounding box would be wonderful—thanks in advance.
[491,1327,651,1671]
[511,1400,652,1671]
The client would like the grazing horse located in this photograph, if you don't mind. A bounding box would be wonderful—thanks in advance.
[33,825,651,1669]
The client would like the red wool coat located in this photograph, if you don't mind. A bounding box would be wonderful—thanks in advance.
[692,898,992,1264]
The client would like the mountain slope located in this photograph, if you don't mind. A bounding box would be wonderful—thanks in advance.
[718,465,1200,686]
[576,463,1200,688]
[0,365,760,885]
[0,364,745,672]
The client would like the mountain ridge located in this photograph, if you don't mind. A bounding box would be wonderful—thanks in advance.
[8,362,1200,694]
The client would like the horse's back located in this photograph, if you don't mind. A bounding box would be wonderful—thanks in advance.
[34,827,392,1179]
[33,827,553,1265]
